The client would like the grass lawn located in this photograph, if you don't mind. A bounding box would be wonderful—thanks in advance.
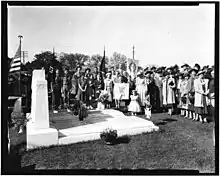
[8,111,215,173]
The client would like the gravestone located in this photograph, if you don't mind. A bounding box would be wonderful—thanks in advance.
[27,69,58,149]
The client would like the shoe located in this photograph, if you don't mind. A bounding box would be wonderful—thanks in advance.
[18,126,23,134]
[67,109,71,113]
[53,110,58,114]
[89,106,93,109]
[204,118,207,123]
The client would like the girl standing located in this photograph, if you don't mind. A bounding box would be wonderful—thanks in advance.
[166,72,176,115]
[136,71,148,106]
[128,90,141,116]
[104,72,113,108]
[113,71,121,109]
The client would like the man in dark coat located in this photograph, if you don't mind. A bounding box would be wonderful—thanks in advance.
[52,69,62,113]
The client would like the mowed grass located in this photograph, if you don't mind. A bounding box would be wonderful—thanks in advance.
[9,112,215,173]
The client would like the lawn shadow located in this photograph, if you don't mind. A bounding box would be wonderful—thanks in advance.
[155,118,177,126]
[114,135,131,145]
[50,109,115,130]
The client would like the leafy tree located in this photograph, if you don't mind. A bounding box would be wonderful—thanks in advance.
[59,53,89,71]
[109,52,127,71]
[25,51,63,74]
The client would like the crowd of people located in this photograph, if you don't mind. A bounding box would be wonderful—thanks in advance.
[47,63,215,124]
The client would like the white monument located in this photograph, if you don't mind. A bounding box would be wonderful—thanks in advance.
[27,69,58,149]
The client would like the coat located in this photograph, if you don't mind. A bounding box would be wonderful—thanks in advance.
[194,78,208,107]
[163,77,176,105]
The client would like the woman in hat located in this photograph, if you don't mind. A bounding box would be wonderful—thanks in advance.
[94,73,104,100]
[162,71,169,112]
[187,68,197,119]
[136,70,148,106]
[145,70,158,113]
[52,69,62,113]
[154,69,163,112]
[128,90,141,116]
[104,72,113,108]
[180,73,190,118]
[113,71,122,109]
[176,72,184,114]
[194,70,209,123]
[166,71,176,115]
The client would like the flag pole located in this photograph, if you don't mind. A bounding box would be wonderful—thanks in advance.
[18,35,23,97]
[133,45,135,60]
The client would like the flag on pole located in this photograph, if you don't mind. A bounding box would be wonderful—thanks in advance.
[9,43,21,73]
[8,43,22,81]
[100,47,106,73]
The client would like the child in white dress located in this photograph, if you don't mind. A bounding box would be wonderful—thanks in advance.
[128,90,141,116]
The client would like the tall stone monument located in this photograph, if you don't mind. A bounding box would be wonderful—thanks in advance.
[27,69,58,149]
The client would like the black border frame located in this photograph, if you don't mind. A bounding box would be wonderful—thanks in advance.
[1,1,219,175]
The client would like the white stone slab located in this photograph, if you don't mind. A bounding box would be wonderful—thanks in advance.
[58,109,159,145]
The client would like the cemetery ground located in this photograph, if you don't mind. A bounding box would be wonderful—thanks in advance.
[9,111,215,173]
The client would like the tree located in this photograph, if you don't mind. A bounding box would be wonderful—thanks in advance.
[59,53,89,71]
[25,51,63,73]
[109,52,127,71]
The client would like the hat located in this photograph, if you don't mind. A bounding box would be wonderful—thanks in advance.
[132,90,137,94]
[144,70,153,75]
[137,70,143,76]
[151,66,156,71]
[197,70,205,76]
[163,71,169,77]
[166,67,173,71]
[183,73,190,78]
[194,63,200,70]
[202,65,209,70]
[76,65,82,70]
[177,72,184,77]
[189,68,198,74]
[181,64,189,68]
[144,68,148,72]
[106,72,111,76]
[85,68,91,72]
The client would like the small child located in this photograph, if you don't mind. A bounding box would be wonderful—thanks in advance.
[128,90,141,116]
[144,95,152,119]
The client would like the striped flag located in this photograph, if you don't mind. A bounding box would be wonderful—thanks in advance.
[9,43,21,73]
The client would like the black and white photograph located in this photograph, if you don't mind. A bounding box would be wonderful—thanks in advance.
[3,1,218,174]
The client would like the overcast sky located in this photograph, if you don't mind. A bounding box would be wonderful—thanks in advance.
[8,4,215,67]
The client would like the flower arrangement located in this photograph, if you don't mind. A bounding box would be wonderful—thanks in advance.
[100,127,118,145]
[96,91,109,104]
[10,111,30,134]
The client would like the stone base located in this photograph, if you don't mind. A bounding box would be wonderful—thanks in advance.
[27,121,58,150]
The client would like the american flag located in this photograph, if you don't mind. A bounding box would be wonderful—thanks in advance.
[9,43,21,73]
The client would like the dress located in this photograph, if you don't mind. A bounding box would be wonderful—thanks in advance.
[94,79,103,99]
[194,78,208,115]
[163,77,176,108]
[180,80,190,110]
[136,77,148,106]
[104,78,113,102]
[128,95,141,112]
[113,77,121,99]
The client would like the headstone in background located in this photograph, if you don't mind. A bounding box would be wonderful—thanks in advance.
[27,69,58,149]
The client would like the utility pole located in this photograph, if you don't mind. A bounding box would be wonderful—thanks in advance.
[18,35,23,97]
[133,45,135,60]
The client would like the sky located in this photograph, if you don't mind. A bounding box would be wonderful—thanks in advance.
[8,4,215,67]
